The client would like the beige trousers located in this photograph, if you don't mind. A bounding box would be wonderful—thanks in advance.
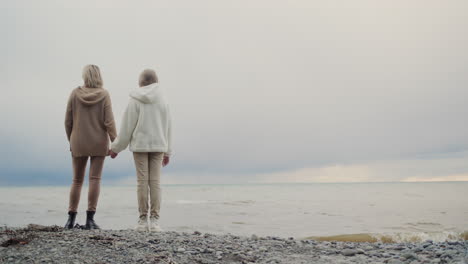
[68,156,105,212]
[133,152,163,219]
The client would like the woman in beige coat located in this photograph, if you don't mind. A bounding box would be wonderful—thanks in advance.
[64,64,117,229]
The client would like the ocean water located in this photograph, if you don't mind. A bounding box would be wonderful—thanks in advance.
[0,183,467,243]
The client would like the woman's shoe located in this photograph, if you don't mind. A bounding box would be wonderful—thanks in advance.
[135,216,148,232]
[64,211,77,229]
[85,211,100,230]
[149,217,162,232]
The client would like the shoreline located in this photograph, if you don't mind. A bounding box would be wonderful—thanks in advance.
[2,181,468,188]
[1,225,467,264]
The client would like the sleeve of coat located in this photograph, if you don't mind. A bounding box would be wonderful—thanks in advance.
[104,93,117,142]
[64,91,74,142]
[165,104,173,157]
[111,99,139,153]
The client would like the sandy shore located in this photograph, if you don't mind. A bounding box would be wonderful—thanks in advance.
[0,225,466,264]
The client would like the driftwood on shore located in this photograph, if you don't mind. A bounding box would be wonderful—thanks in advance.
[0,225,467,263]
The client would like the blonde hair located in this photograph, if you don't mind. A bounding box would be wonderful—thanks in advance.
[82,64,103,88]
[139,69,158,87]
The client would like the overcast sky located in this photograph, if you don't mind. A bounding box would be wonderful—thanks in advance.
[1,0,468,185]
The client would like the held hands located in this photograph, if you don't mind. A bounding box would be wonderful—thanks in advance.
[163,156,170,167]
[106,149,168,164]
[108,149,118,159]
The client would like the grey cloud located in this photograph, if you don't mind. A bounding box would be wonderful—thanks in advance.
[1,0,468,183]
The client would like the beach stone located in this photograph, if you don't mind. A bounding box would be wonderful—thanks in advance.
[382,253,391,258]
[364,245,374,251]
[402,252,418,260]
[442,249,458,257]
[194,247,203,252]
[392,245,406,250]
[251,234,258,240]
[422,242,432,248]
[413,247,423,252]
[176,247,185,253]
[341,249,358,256]
[387,260,403,264]
[344,243,354,249]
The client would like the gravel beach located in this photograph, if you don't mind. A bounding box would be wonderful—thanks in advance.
[0,225,466,264]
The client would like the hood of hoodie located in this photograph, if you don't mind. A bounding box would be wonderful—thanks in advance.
[129,83,160,104]
[75,86,108,105]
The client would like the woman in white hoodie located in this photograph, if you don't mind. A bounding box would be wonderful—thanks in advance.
[110,69,172,231]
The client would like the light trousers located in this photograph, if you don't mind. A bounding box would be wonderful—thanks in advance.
[133,152,163,219]
[68,156,105,212]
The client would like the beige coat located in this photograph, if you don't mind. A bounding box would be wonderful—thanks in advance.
[65,86,117,157]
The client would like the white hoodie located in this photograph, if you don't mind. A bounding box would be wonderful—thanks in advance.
[111,83,172,156]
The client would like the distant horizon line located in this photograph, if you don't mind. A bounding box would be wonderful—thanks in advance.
[1,180,467,187]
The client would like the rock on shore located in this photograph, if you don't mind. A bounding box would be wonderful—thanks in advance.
[0,225,467,264]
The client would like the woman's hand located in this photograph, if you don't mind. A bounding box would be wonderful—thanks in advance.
[163,156,170,167]
[108,149,118,159]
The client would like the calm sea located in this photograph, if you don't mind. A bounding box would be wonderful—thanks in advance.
[0,183,467,243]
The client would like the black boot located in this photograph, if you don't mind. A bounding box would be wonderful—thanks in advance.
[85,211,100,230]
[64,211,77,229]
